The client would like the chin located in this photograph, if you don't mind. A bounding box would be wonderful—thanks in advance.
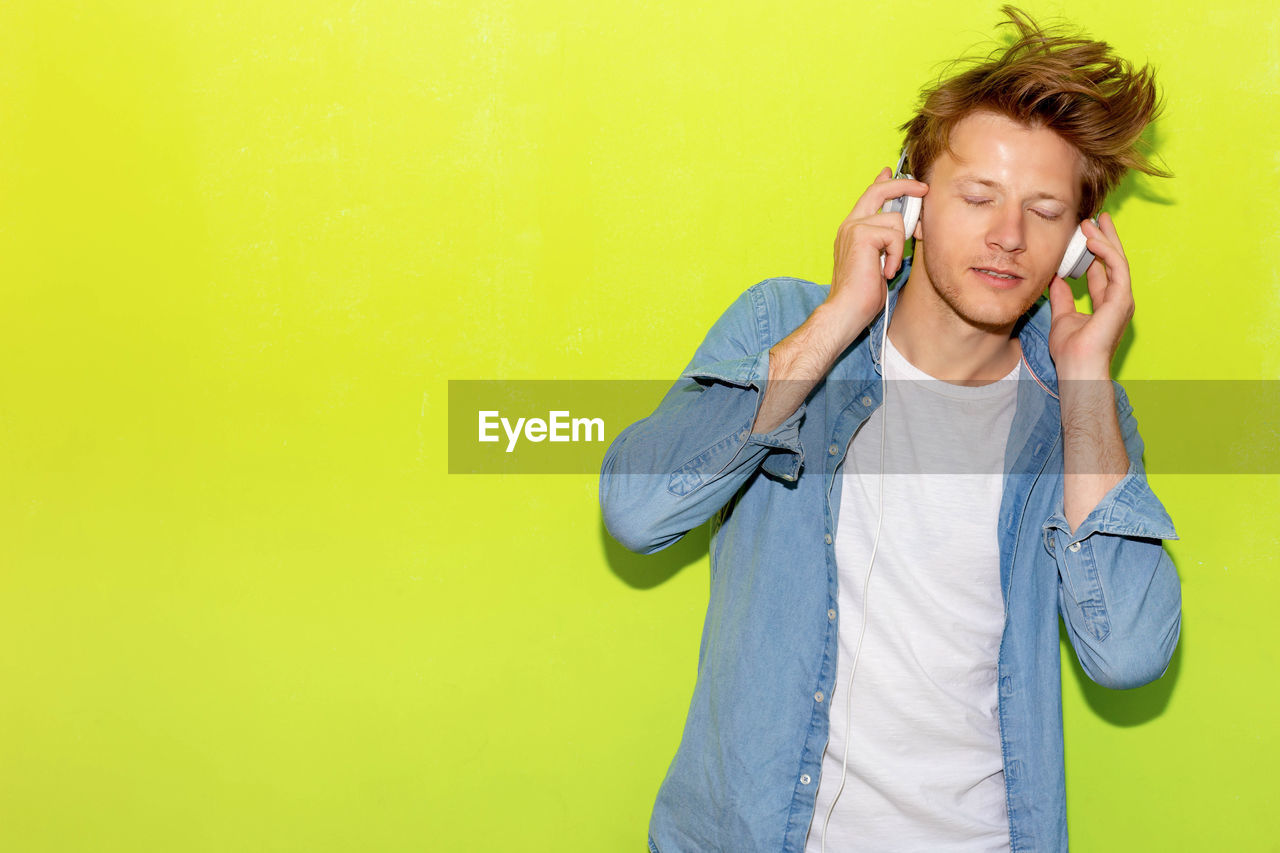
[924,255,1046,331]
[939,275,1045,331]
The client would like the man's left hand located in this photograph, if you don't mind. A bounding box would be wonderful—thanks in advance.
[1046,212,1134,381]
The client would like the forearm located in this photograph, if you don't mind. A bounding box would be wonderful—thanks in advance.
[602,282,815,554]
[1059,377,1129,533]
[1050,380,1182,689]
[601,374,783,553]
[753,302,873,434]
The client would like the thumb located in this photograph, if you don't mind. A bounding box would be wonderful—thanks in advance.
[1047,275,1075,323]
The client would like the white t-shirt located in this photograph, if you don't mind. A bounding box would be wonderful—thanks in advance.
[805,336,1020,853]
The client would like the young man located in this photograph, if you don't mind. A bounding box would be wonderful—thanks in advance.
[600,8,1180,852]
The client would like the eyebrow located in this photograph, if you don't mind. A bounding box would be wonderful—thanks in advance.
[952,174,1070,205]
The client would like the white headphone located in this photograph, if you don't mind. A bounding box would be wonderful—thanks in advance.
[884,150,1096,279]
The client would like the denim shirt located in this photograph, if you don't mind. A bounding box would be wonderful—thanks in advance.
[599,260,1181,853]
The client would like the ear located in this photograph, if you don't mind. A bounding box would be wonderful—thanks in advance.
[912,206,924,241]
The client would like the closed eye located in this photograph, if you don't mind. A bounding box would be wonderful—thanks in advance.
[965,196,1062,221]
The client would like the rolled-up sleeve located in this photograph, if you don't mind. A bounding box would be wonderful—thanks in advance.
[600,282,807,554]
[1043,383,1182,690]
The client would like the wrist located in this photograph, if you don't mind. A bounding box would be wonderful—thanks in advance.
[811,300,875,352]
[1056,359,1112,384]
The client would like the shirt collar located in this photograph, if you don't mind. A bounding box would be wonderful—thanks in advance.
[867,256,1059,398]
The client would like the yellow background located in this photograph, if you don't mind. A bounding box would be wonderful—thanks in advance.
[2,0,1277,850]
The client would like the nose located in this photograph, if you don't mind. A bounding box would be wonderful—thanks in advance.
[986,203,1025,254]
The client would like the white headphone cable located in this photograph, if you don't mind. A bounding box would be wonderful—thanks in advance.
[821,290,892,853]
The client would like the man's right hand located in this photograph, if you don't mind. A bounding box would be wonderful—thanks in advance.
[750,168,928,436]
[825,166,930,344]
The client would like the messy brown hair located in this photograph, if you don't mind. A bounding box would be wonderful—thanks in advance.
[900,6,1169,219]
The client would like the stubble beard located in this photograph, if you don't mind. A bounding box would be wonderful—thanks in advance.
[921,247,1046,334]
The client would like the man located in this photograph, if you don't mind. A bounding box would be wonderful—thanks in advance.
[599,8,1180,852]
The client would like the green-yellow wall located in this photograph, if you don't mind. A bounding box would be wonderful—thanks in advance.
[2,1,1277,850]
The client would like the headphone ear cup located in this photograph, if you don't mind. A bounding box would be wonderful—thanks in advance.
[900,194,922,241]
[883,187,922,242]
[883,156,922,248]
[1058,222,1095,279]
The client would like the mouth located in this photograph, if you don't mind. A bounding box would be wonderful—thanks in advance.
[971,267,1025,289]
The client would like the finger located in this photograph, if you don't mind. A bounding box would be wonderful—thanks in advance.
[1096,212,1127,260]
[1084,253,1108,308]
[835,222,909,278]
[841,168,891,223]
[852,169,895,218]
[866,178,929,197]
[847,178,928,220]
[1079,268,1132,345]
[1082,235,1134,331]
[1083,219,1129,275]
[1047,275,1077,323]
[1083,232,1131,298]
[849,178,929,220]
[881,235,903,279]
[861,210,916,231]
[836,221,909,257]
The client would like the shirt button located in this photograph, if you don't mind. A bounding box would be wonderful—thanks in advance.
[800,774,812,785]
[828,444,839,456]
[814,691,824,703]
[861,395,873,407]
[1068,541,1081,552]
[824,533,832,545]
[828,609,836,620]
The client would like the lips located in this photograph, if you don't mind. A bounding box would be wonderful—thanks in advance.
[971,267,1025,289]
[972,267,1023,280]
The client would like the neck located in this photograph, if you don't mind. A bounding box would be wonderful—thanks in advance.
[889,253,1023,386]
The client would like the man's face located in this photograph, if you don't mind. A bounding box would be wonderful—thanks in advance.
[914,110,1083,332]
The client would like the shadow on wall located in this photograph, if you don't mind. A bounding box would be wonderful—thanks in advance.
[1061,614,1183,726]
[1072,131,1177,375]
[600,517,712,590]
[598,168,1186,707]
[601,511,1185,727]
